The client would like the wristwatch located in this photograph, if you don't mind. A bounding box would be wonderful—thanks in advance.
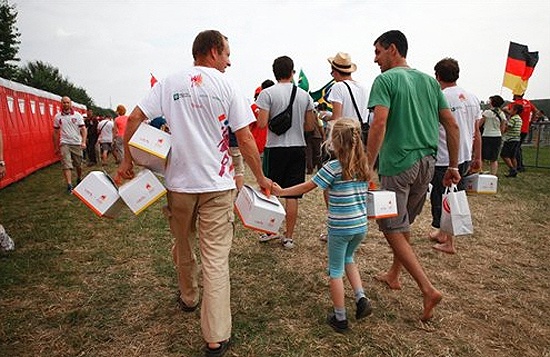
[0,161,5,167]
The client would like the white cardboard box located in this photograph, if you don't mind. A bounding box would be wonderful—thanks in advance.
[367,190,398,219]
[129,123,171,175]
[73,171,125,218]
[235,185,286,234]
[463,173,498,194]
[118,169,167,215]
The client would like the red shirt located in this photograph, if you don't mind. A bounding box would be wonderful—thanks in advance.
[249,103,267,154]
[509,99,534,134]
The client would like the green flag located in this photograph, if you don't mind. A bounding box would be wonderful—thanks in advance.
[298,69,309,91]
[309,79,335,109]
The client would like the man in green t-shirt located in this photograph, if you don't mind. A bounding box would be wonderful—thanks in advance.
[366,30,461,322]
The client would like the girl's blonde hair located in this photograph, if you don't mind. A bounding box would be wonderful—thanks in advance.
[328,118,370,181]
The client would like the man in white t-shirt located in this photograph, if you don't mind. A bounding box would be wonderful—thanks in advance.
[97,116,114,166]
[327,52,369,129]
[117,30,271,357]
[53,96,87,193]
[256,56,316,249]
[430,58,482,254]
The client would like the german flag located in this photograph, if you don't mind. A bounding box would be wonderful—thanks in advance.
[502,42,539,95]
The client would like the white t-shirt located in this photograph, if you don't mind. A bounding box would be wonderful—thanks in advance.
[138,66,255,193]
[481,108,505,137]
[97,119,114,143]
[53,111,85,145]
[436,86,482,166]
[327,80,369,123]
[256,82,314,148]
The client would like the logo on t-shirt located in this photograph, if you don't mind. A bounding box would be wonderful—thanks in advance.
[191,74,203,87]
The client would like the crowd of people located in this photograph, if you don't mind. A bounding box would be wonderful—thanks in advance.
[1,27,541,357]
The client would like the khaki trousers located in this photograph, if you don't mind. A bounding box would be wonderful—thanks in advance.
[166,189,235,343]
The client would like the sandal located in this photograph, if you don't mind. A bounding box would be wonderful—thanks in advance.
[204,339,231,357]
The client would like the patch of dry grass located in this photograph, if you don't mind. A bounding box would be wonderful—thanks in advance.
[1,161,549,357]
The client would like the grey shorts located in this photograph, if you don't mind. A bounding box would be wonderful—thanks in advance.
[377,155,435,234]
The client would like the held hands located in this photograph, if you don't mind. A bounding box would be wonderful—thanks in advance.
[270,182,283,196]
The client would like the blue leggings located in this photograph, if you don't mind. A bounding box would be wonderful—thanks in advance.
[327,232,366,278]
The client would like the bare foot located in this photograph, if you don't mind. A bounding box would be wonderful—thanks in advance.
[421,290,443,321]
[432,242,456,254]
[428,229,448,243]
[374,273,402,290]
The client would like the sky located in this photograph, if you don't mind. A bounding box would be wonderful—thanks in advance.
[12,0,550,110]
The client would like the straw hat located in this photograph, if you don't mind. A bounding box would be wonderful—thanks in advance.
[327,52,357,73]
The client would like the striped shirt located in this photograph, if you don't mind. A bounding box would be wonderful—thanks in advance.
[311,160,368,235]
[503,114,522,142]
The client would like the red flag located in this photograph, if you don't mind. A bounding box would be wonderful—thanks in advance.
[150,73,158,88]
[503,42,539,95]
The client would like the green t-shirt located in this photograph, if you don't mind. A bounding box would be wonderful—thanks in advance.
[503,114,522,142]
[368,67,449,176]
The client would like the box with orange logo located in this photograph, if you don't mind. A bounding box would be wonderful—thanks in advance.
[367,190,398,219]
[129,123,171,175]
[463,173,498,194]
[235,185,285,234]
[118,169,167,215]
[72,171,125,218]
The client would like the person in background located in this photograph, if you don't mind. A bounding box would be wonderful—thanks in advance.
[272,118,372,333]
[117,30,271,357]
[429,57,482,254]
[501,103,523,177]
[480,95,507,175]
[505,93,538,172]
[97,116,115,166]
[305,104,325,174]
[85,109,98,166]
[250,79,275,157]
[255,55,316,249]
[0,128,15,252]
[113,104,129,164]
[366,30,460,321]
[53,96,87,193]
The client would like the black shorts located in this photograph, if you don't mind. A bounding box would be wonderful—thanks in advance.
[482,136,502,161]
[263,146,306,199]
[500,140,520,159]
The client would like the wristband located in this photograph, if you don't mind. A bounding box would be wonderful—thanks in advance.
[447,167,459,171]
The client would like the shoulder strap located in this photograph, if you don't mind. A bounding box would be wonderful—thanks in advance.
[342,81,362,122]
[288,85,297,110]
[491,108,504,122]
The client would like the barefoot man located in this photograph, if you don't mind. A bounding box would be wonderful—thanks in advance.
[366,30,460,321]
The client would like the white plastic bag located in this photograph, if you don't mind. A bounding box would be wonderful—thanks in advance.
[440,184,473,236]
[0,224,15,251]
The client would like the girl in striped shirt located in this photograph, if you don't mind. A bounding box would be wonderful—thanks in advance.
[272,118,372,332]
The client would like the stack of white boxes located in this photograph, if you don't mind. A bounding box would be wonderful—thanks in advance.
[73,123,171,218]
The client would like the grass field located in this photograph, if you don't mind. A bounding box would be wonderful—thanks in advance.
[1,153,549,357]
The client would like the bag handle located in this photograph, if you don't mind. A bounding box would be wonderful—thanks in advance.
[444,183,458,194]
[342,81,366,127]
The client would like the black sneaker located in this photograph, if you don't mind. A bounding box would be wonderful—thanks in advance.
[356,297,373,320]
[67,184,73,194]
[505,170,518,178]
[326,312,348,333]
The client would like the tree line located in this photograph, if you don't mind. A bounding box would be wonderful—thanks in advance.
[0,0,114,116]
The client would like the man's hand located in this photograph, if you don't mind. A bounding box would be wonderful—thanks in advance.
[443,168,461,187]
[117,157,135,180]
